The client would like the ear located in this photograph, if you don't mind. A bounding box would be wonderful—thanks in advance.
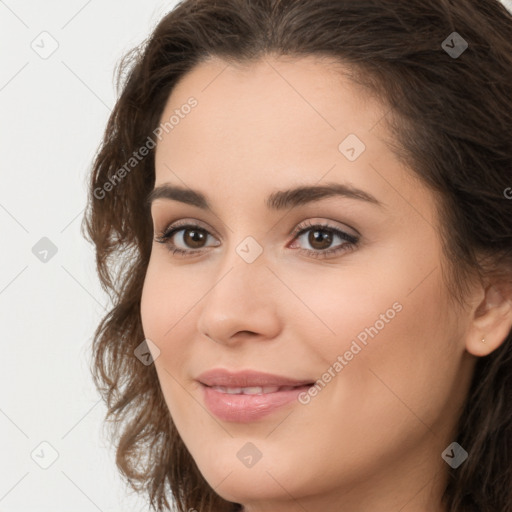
[465,282,512,357]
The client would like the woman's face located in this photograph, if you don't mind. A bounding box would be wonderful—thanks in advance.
[141,56,478,511]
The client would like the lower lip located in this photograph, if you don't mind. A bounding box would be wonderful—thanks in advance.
[200,383,311,423]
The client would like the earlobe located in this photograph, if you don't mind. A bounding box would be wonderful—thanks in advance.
[466,284,512,357]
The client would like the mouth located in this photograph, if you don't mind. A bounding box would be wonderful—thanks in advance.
[207,384,310,395]
[196,369,315,423]
[197,368,315,388]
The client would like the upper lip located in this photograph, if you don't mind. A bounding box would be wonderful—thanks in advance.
[197,369,314,388]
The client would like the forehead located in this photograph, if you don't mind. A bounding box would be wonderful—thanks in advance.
[152,55,425,218]
[155,55,385,161]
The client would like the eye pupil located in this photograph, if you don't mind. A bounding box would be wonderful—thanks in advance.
[309,229,333,249]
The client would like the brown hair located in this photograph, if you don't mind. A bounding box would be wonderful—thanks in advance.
[83,1,512,511]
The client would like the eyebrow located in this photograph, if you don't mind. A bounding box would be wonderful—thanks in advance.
[146,181,384,211]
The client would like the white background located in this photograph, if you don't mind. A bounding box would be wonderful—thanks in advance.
[1,1,512,511]
[0,2,179,511]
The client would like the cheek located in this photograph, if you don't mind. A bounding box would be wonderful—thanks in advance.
[329,270,459,430]
[140,256,203,355]
[276,269,459,483]
[286,254,459,429]
[140,261,201,422]
[272,260,408,367]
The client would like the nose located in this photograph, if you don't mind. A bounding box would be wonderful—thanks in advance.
[196,254,282,346]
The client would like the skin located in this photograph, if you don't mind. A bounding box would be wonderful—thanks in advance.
[140,55,512,512]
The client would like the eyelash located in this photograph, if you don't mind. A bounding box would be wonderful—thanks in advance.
[154,219,359,260]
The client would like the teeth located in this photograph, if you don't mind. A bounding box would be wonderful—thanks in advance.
[242,386,264,395]
[244,386,281,394]
[223,387,243,394]
[211,386,282,394]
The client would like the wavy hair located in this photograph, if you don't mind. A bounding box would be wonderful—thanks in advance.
[83,0,512,510]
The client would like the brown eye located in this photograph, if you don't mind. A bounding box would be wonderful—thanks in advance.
[307,228,334,250]
[155,222,220,256]
[181,228,208,249]
[289,221,359,260]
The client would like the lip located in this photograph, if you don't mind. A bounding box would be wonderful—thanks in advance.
[197,369,314,423]
[197,369,314,388]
